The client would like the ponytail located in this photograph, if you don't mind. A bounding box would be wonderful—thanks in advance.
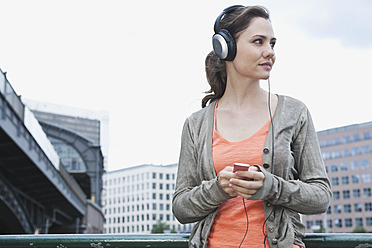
[201,51,227,108]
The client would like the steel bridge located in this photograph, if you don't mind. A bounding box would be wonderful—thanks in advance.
[0,69,103,234]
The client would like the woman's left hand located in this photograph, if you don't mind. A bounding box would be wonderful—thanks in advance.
[229,165,265,199]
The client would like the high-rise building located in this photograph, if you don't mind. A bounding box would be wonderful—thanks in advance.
[302,121,372,233]
[103,164,195,234]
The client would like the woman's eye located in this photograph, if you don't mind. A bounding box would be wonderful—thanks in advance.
[254,39,263,44]
[270,42,276,48]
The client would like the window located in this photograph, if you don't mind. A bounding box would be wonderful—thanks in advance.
[345,218,352,228]
[353,189,361,198]
[352,175,360,184]
[327,219,333,228]
[362,173,371,183]
[364,188,371,197]
[315,220,323,227]
[341,176,349,185]
[333,137,341,145]
[342,190,350,199]
[354,203,362,212]
[340,162,348,171]
[361,159,369,169]
[331,164,338,172]
[362,146,370,154]
[332,151,340,159]
[363,132,371,140]
[353,133,360,142]
[331,177,339,186]
[323,152,330,160]
[333,205,342,214]
[152,172,156,179]
[341,149,349,157]
[343,136,351,144]
[333,191,340,200]
[367,217,372,226]
[365,202,372,212]
[324,139,331,147]
[355,218,363,227]
[351,147,359,156]
[334,219,342,228]
[306,220,313,229]
[351,160,359,170]
[326,206,331,214]
[344,204,351,213]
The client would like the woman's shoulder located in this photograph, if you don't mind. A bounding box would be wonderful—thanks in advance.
[187,101,216,123]
[279,95,307,108]
[276,95,312,124]
[278,95,309,113]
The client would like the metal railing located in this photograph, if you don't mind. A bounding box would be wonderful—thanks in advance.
[1,233,372,248]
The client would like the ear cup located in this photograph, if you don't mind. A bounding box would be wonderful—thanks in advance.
[212,29,236,61]
[212,5,243,61]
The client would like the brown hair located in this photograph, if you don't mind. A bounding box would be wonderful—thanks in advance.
[201,6,270,108]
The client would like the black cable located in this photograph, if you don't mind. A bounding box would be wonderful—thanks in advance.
[263,78,275,248]
[238,79,275,248]
[238,197,249,248]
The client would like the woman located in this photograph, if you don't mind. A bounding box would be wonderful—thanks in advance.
[172,5,331,248]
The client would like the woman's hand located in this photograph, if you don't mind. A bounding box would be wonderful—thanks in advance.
[229,165,265,199]
[218,166,238,197]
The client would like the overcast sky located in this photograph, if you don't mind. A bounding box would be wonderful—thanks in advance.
[1,0,372,171]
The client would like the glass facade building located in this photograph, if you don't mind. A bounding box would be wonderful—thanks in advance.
[302,121,372,233]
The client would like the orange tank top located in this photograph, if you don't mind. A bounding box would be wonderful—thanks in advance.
[208,101,302,248]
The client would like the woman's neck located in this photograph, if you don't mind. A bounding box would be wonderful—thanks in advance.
[219,78,267,109]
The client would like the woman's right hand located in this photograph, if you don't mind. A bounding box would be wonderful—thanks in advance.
[218,166,238,197]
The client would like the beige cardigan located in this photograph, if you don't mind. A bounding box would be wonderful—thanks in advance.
[172,95,332,248]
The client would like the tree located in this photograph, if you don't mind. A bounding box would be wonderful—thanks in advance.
[352,226,367,233]
[151,220,175,234]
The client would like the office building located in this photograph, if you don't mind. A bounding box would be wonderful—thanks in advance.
[302,121,372,233]
[103,164,194,234]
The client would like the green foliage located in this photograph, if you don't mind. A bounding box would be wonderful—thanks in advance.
[151,220,176,234]
[314,227,326,233]
[352,226,367,233]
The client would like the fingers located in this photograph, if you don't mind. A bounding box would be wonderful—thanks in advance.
[218,166,238,197]
[229,170,265,199]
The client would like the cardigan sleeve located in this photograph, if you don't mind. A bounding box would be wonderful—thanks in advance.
[172,117,233,224]
[250,105,332,215]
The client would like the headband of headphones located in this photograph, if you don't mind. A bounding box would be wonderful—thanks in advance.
[214,5,244,33]
[212,5,244,61]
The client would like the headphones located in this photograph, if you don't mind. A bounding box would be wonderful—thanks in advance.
[212,5,244,61]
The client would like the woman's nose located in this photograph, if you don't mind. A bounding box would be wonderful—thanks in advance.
[263,44,275,59]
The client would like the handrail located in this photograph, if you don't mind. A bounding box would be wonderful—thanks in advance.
[0,234,189,248]
[0,234,372,248]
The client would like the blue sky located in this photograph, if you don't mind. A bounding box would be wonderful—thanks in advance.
[1,0,372,171]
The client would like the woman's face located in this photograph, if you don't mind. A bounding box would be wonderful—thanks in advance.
[229,17,276,81]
